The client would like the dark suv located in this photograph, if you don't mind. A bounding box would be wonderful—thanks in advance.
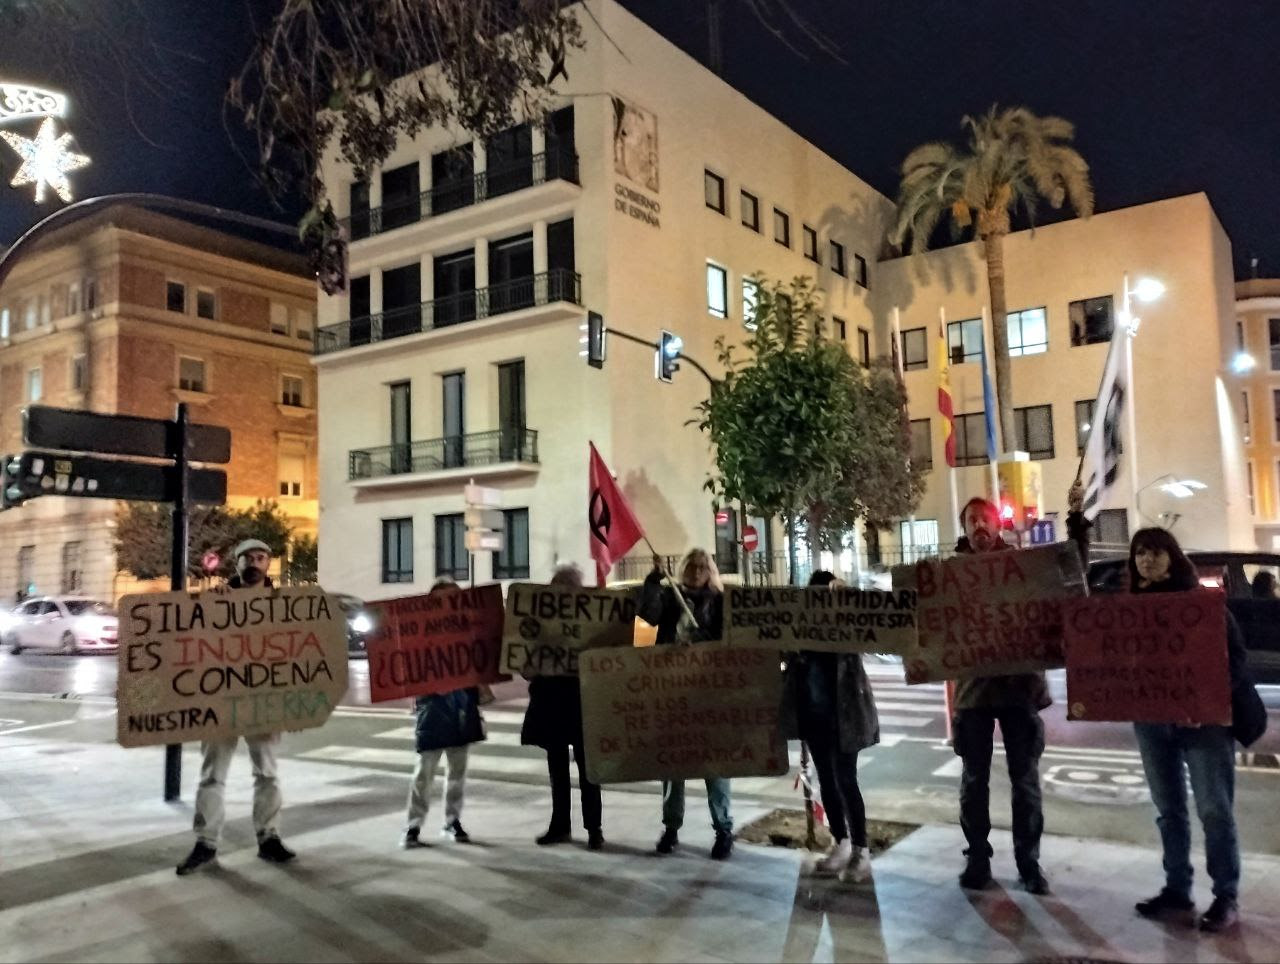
[1087,551,1280,685]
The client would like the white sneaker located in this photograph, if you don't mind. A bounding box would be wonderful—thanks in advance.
[815,838,853,874]
[839,846,872,884]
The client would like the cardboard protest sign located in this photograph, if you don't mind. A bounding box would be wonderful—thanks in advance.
[1064,591,1231,725]
[897,542,1086,684]
[365,584,507,702]
[579,643,788,784]
[724,585,917,654]
[116,586,348,747]
[501,583,637,676]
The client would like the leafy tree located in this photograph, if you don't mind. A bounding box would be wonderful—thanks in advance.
[695,276,924,578]
[116,500,295,584]
[892,105,1093,452]
[286,534,319,585]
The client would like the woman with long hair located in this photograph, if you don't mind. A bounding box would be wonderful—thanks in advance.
[638,548,734,859]
[1127,527,1247,932]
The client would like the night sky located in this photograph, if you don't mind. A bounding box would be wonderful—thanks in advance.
[0,1,1276,279]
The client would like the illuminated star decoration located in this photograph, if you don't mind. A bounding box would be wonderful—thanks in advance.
[1,117,90,203]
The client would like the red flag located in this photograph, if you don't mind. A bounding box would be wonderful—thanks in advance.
[588,442,645,586]
[936,322,956,468]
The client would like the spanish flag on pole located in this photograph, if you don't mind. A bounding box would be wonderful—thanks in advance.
[937,321,956,467]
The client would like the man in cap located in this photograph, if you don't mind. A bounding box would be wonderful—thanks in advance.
[176,537,296,875]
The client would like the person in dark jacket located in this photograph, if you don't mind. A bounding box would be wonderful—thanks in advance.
[951,498,1051,895]
[639,548,734,860]
[521,562,604,850]
[1128,527,1246,933]
[402,577,485,848]
[178,538,293,875]
[786,570,879,883]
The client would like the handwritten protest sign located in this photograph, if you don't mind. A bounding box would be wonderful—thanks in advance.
[116,586,348,747]
[501,583,637,676]
[579,644,788,784]
[724,585,917,654]
[365,584,506,702]
[1065,591,1231,725]
[897,543,1086,684]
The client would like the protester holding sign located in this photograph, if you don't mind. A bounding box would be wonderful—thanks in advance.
[521,563,605,850]
[1126,528,1248,933]
[177,538,295,876]
[639,549,734,860]
[402,577,485,849]
[949,499,1051,896]
[783,571,879,883]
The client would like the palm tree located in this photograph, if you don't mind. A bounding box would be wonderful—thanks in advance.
[892,106,1094,453]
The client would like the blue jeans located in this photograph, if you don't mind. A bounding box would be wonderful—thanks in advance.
[662,778,732,834]
[1134,723,1240,901]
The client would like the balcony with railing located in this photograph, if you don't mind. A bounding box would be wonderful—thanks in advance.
[345,150,579,241]
[315,269,581,355]
[348,428,539,488]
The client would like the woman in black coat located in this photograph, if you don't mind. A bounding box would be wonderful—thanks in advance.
[520,563,604,849]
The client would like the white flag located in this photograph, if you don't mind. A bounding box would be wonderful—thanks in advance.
[1081,327,1130,521]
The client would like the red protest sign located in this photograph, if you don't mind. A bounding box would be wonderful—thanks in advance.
[1064,591,1231,725]
[365,584,508,702]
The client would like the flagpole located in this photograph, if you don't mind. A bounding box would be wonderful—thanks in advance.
[940,306,962,545]
[1122,272,1142,531]
[642,534,699,627]
[981,306,1000,503]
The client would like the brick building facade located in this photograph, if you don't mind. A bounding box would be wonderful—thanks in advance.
[0,204,317,602]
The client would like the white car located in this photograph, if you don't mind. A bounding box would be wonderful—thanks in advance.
[6,597,118,655]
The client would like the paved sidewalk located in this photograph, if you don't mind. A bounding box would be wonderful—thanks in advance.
[2,733,1279,963]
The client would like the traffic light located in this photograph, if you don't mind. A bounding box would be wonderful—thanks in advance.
[1,453,39,510]
[999,499,1016,531]
[656,329,682,382]
[996,458,1044,531]
[581,311,606,369]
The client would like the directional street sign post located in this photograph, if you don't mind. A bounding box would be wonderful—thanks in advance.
[7,403,231,802]
[464,482,504,580]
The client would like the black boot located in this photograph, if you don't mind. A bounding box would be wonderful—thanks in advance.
[710,831,734,860]
[176,841,217,876]
[1135,889,1194,920]
[537,826,572,846]
[1198,897,1239,932]
[959,855,992,890]
[655,828,679,854]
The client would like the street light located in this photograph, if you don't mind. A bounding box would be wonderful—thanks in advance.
[1120,272,1164,534]
[1137,473,1206,529]
[1231,352,1257,374]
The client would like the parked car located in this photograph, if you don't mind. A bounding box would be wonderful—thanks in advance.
[6,597,118,655]
[1087,551,1280,686]
[335,593,371,658]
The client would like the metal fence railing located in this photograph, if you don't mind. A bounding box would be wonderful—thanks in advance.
[348,428,539,481]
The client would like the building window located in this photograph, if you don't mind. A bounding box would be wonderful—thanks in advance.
[381,518,414,583]
[278,443,305,497]
[742,279,759,331]
[831,241,847,277]
[1008,306,1048,356]
[706,263,728,319]
[66,282,80,315]
[714,507,739,575]
[178,356,206,393]
[295,309,314,342]
[1247,461,1256,516]
[196,289,217,320]
[1242,391,1252,444]
[864,523,881,568]
[492,508,530,579]
[947,318,983,364]
[23,298,36,330]
[910,419,932,471]
[856,326,870,365]
[955,412,990,466]
[61,541,83,594]
[1095,508,1129,547]
[704,170,726,214]
[1014,404,1055,460]
[71,354,87,393]
[854,254,868,288]
[740,190,759,231]
[84,277,97,312]
[435,514,467,580]
[802,225,819,263]
[1270,318,1280,371]
[828,315,847,341]
[1069,295,1114,346]
[1075,399,1095,456]
[17,545,34,598]
[270,302,290,336]
[1274,389,1280,443]
[1236,319,1246,353]
[899,519,940,564]
[901,327,927,370]
[166,281,187,313]
[773,208,790,248]
[0,307,8,339]
[26,367,41,402]
[281,374,305,407]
